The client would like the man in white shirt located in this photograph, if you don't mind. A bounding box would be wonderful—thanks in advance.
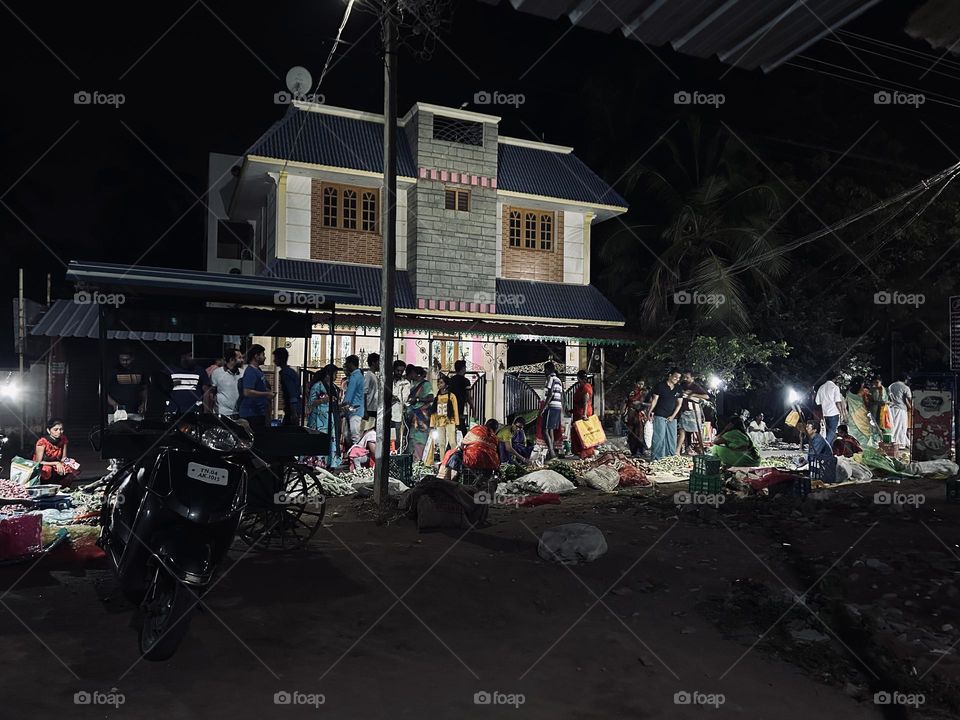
[209,350,244,417]
[887,374,913,448]
[363,353,382,432]
[815,376,846,447]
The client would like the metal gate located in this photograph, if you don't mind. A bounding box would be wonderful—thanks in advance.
[465,371,486,424]
[506,372,594,419]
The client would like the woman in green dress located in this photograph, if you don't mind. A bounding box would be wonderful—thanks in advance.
[845,377,882,449]
[710,417,761,468]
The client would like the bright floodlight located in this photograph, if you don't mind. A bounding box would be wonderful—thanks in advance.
[707,374,723,391]
[787,388,800,404]
[0,383,20,400]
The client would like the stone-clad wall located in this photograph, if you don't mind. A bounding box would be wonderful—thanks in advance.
[405,109,499,303]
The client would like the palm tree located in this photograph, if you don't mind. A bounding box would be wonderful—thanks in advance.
[600,117,786,332]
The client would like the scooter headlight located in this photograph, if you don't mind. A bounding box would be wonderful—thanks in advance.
[201,426,242,452]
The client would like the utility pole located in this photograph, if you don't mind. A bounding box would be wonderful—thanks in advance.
[18,268,26,447]
[373,2,398,507]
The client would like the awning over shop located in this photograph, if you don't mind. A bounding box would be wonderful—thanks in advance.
[319,312,637,346]
[30,299,202,341]
[66,261,363,306]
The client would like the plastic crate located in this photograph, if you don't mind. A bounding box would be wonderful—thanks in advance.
[808,454,837,484]
[791,476,812,496]
[389,453,413,485]
[693,454,722,477]
[946,478,960,504]
[689,472,723,495]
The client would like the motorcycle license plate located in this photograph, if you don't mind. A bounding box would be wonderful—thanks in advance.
[186,461,229,486]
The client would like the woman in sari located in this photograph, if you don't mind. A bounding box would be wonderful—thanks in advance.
[571,370,595,459]
[403,365,434,463]
[307,365,341,468]
[462,419,501,470]
[845,377,882,449]
[710,417,760,468]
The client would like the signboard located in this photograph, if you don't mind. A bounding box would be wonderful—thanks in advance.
[912,389,952,461]
[951,296,960,371]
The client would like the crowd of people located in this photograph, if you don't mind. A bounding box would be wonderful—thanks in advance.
[619,367,916,470]
[621,369,712,461]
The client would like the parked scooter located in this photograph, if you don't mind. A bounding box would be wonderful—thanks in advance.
[97,407,253,660]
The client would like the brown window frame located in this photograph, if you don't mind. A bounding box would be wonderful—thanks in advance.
[319,182,379,233]
[444,188,470,212]
[508,206,555,252]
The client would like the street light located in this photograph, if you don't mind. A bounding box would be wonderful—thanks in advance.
[787,387,800,405]
[707,374,723,391]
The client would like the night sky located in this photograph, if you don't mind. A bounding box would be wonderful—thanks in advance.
[2,0,957,364]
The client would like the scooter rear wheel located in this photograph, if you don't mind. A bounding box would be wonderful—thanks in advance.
[138,569,197,661]
[236,462,327,552]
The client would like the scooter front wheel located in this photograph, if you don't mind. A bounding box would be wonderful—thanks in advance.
[138,568,197,661]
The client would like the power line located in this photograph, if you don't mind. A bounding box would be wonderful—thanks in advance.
[785,58,960,110]
[837,29,960,72]
[821,37,960,84]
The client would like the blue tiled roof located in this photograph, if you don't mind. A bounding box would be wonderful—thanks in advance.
[266,258,416,309]
[247,107,418,178]
[245,107,627,208]
[265,259,623,324]
[496,278,625,323]
[497,143,628,207]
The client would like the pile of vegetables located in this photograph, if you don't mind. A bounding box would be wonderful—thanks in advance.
[545,460,578,485]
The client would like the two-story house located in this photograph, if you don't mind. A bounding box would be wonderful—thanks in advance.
[209,100,631,421]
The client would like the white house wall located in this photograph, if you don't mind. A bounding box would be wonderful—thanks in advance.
[397,187,407,270]
[285,173,311,260]
[563,210,586,284]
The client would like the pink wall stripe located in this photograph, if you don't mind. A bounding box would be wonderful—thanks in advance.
[470,175,478,186]
[490,178,497,188]
[440,170,448,182]
[418,167,427,178]
[480,176,488,187]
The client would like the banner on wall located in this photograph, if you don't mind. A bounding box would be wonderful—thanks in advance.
[912,389,953,461]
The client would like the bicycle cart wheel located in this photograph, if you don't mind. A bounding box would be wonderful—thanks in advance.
[236,462,327,551]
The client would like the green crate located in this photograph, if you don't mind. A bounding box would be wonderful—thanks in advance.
[389,453,413,485]
[947,478,960,504]
[689,472,723,495]
[693,454,722,477]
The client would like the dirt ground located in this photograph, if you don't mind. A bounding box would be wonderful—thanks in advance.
[1,475,958,719]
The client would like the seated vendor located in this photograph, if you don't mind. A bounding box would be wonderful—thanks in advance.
[747,413,775,447]
[805,420,833,458]
[348,427,378,469]
[832,423,863,458]
[34,417,80,484]
[462,419,501,471]
[497,415,531,465]
[710,417,760,468]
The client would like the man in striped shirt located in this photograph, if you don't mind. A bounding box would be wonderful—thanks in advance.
[543,362,564,460]
[167,352,212,415]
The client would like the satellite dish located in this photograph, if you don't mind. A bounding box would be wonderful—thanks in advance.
[286,66,313,98]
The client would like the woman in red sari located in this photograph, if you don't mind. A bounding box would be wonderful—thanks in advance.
[571,370,595,458]
[462,419,501,470]
[33,418,79,484]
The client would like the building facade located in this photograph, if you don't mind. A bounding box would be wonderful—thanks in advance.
[210,100,631,421]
